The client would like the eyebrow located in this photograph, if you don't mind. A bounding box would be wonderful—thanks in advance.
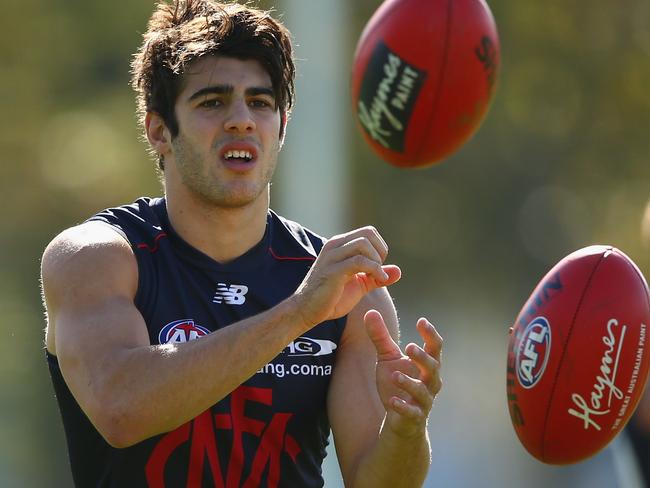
[187,85,275,102]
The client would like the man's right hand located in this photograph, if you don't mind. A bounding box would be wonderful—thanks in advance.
[292,226,401,329]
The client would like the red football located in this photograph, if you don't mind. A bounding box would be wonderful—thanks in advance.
[350,0,500,168]
[507,246,650,464]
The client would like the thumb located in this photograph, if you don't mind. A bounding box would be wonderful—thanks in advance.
[364,310,402,361]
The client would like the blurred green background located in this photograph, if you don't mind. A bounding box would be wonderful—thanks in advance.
[1,0,649,486]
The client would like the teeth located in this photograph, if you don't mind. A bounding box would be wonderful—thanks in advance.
[225,150,252,161]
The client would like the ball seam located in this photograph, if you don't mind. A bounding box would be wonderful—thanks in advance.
[540,247,611,462]
[414,0,453,163]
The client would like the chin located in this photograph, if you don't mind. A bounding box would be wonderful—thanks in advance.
[205,189,266,209]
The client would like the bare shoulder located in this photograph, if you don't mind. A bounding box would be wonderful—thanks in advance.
[41,221,138,352]
[42,220,132,266]
[42,221,136,293]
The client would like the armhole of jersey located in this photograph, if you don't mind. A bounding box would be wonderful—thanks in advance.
[310,235,349,341]
[335,315,348,345]
[294,225,348,341]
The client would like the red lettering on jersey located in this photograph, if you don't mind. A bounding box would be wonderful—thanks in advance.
[145,423,190,487]
[226,387,270,488]
[188,409,225,488]
[214,413,232,430]
[145,386,302,487]
[243,413,293,488]
[284,435,301,463]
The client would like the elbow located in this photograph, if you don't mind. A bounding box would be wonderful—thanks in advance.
[88,399,150,449]
[94,415,140,449]
[99,423,140,449]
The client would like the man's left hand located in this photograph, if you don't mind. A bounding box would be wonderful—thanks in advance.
[364,309,443,438]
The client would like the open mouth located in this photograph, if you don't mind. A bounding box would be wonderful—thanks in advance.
[224,150,253,162]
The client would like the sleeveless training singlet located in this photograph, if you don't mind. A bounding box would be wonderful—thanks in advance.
[47,197,346,487]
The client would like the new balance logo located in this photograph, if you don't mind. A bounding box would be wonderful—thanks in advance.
[213,283,249,305]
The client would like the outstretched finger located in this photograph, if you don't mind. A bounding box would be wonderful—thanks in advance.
[364,309,403,361]
[416,318,442,361]
[404,343,442,395]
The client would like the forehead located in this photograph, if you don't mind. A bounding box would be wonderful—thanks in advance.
[179,55,272,96]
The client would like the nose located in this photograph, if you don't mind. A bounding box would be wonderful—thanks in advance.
[224,100,256,133]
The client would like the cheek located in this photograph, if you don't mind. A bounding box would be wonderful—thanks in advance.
[179,124,218,155]
[264,116,283,146]
[178,108,215,134]
[265,133,281,158]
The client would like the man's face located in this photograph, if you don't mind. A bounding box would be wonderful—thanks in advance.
[167,55,283,208]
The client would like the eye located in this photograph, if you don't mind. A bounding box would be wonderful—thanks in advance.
[249,98,274,109]
[198,98,221,108]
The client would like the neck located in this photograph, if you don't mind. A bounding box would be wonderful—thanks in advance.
[165,189,270,264]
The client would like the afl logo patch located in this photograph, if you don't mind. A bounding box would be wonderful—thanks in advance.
[516,316,552,389]
[159,319,210,344]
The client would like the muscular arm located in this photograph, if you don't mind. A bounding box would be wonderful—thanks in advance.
[329,289,442,487]
[42,222,313,447]
[42,223,399,448]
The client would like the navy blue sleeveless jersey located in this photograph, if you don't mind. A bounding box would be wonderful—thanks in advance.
[47,197,346,488]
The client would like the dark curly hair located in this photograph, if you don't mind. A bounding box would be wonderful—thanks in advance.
[131,0,296,168]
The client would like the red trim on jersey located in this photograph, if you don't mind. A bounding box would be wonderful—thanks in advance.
[137,232,168,253]
[269,247,316,261]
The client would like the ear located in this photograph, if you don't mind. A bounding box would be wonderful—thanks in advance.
[145,111,172,158]
[278,110,289,149]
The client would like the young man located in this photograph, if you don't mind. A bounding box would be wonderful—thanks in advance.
[41,1,443,486]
